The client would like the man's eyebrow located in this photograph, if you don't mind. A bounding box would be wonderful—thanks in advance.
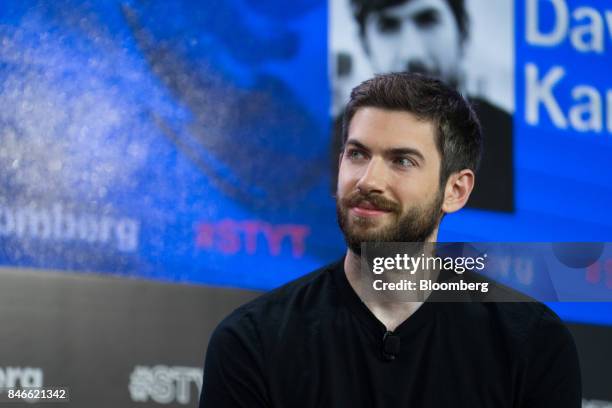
[387,147,426,163]
[345,140,370,151]
[413,8,440,23]
[345,140,426,163]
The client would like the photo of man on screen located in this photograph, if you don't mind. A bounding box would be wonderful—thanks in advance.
[330,0,514,212]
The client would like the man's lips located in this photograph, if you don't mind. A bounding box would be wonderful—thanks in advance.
[350,202,391,217]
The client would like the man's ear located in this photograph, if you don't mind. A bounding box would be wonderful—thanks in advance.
[442,169,475,214]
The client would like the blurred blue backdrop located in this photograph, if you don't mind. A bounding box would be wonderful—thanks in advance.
[0,0,610,325]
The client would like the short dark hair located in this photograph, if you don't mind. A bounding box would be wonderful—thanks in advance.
[351,0,469,43]
[342,72,482,185]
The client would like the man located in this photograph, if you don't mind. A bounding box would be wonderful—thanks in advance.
[200,73,580,407]
[332,0,513,211]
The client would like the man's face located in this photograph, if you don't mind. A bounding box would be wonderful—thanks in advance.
[363,0,462,86]
[336,107,444,254]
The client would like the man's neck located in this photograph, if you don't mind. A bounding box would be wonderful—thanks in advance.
[344,249,426,332]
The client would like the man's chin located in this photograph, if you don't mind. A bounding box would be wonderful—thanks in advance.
[346,221,390,236]
[343,226,392,245]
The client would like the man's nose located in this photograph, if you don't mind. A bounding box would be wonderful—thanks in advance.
[397,23,428,66]
[355,158,386,194]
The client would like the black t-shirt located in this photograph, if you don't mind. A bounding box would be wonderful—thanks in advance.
[199,260,581,407]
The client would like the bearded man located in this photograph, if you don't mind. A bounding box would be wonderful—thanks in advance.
[199,73,581,408]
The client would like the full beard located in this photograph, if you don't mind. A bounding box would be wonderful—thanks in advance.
[336,190,444,256]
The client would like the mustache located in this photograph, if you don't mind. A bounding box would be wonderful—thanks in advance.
[341,191,400,212]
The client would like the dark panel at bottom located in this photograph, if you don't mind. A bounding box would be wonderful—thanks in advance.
[0,267,259,407]
[1,268,610,407]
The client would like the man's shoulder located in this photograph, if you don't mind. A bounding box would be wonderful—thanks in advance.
[490,300,563,331]
[466,270,565,331]
[463,299,570,351]
[442,270,566,345]
[489,302,580,398]
[215,259,343,333]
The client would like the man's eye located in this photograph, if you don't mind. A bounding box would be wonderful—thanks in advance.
[394,157,415,168]
[377,16,401,33]
[347,149,366,160]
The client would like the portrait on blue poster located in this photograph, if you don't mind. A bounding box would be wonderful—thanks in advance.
[330,0,515,212]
